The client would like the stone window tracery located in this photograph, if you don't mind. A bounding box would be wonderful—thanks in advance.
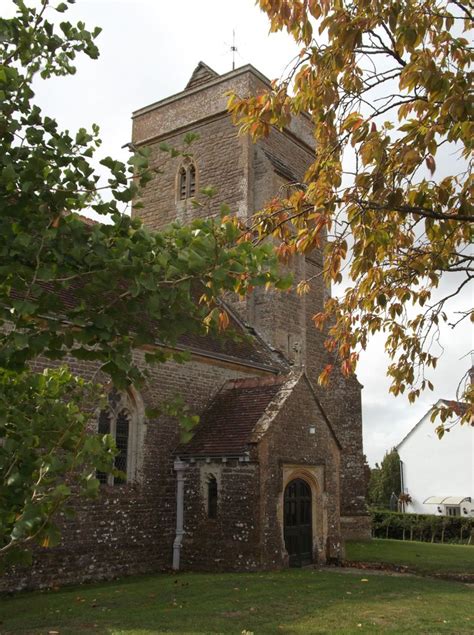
[96,388,145,486]
[177,159,197,200]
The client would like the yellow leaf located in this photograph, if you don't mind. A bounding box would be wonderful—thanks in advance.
[218,310,230,332]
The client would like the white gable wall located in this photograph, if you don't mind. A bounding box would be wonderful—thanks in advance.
[398,401,474,516]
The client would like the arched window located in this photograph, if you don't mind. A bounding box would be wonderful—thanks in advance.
[188,163,196,197]
[96,388,145,486]
[178,166,187,200]
[207,475,218,519]
[177,159,197,200]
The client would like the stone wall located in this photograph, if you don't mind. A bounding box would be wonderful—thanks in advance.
[340,515,373,542]
[1,353,253,592]
[133,114,249,230]
[180,460,262,571]
[132,61,369,539]
[255,374,343,567]
[177,372,344,572]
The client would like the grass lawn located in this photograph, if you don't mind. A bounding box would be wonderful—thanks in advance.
[345,539,474,576]
[1,568,473,634]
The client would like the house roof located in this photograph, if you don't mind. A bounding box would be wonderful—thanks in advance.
[396,398,469,450]
[175,376,289,458]
[173,300,286,372]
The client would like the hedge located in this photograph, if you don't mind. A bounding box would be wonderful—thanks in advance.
[370,510,474,544]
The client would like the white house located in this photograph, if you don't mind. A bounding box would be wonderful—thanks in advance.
[396,398,474,518]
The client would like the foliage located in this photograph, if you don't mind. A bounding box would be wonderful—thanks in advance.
[370,510,474,544]
[228,0,473,427]
[1,569,473,633]
[367,449,401,509]
[0,367,116,567]
[0,1,287,565]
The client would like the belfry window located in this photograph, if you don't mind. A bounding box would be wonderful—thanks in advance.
[179,167,187,200]
[96,389,143,486]
[207,475,218,519]
[177,160,197,200]
[188,163,196,197]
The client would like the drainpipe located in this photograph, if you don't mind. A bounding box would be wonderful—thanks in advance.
[173,458,187,570]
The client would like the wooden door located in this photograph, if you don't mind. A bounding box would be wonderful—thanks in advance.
[284,479,313,567]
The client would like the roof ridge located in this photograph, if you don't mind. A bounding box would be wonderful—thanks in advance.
[249,372,301,443]
[217,297,290,371]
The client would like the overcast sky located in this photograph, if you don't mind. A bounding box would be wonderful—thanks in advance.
[7,0,473,465]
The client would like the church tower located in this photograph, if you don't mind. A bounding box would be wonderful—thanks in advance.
[132,62,369,537]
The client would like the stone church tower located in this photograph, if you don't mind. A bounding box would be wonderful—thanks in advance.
[132,62,369,540]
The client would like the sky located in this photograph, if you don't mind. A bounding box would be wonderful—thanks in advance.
[6,0,473,465]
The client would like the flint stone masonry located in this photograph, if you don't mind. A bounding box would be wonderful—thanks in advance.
[4,62,369,593]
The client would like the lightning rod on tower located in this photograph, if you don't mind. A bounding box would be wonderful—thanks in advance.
[231,29,237,71]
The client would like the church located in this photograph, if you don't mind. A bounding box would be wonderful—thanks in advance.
[4,62,369,591]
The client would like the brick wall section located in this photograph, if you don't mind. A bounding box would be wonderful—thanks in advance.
[340,515,372,542]
[317,371,368,518]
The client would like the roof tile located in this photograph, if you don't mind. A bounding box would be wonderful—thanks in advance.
[176,376,287,457]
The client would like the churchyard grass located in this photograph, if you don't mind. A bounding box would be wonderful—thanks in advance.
[1,568,473,634]
[345,538,474,575]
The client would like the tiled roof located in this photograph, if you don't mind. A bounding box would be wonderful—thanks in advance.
[440,399,468,416]
[176,376,288,457]
[10,211,284,372]
[177,323,283,369]
[14,281,283,370]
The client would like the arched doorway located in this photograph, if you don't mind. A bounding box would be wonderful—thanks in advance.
[284,478,313,567]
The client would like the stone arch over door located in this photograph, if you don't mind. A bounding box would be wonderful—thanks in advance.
[278,465,326,566]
